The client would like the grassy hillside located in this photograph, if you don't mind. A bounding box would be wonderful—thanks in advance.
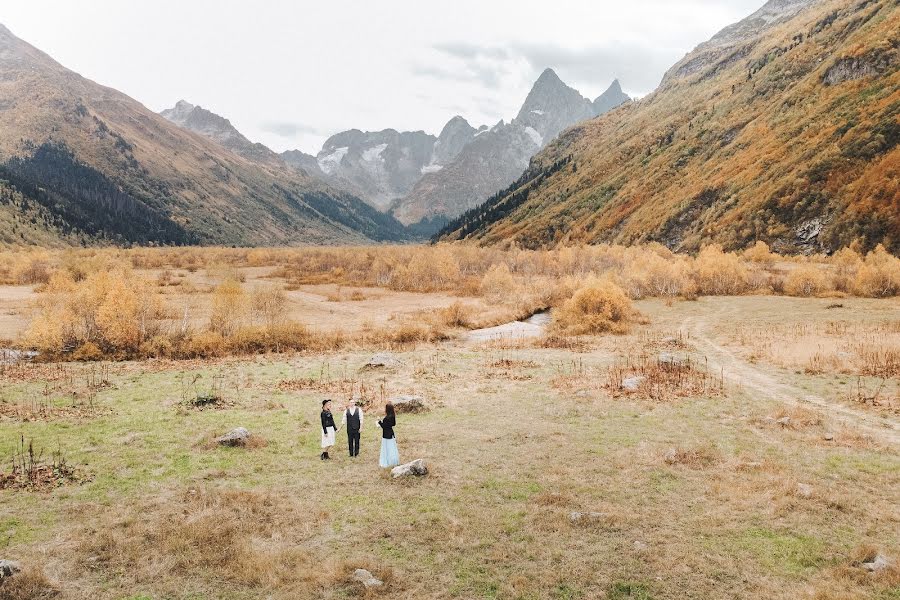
[0,25,410,247]
[437,0,899,253]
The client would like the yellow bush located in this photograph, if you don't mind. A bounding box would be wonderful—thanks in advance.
[852,245,900,297]
[25,269,166,355]
[552,279,635,335]
[693,245,750,295]
[209,279,247,336]
[784,265,833,297]
[479,263,517,301]
[742,241,776,266]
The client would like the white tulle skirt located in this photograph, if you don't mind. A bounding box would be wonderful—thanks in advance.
[379,437,400,468]
[321,426,336,448]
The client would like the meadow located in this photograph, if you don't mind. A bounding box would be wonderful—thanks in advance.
[0,243,898,599]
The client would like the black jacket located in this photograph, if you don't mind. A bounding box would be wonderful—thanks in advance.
[378,414,396,439]
[321,410,336,435]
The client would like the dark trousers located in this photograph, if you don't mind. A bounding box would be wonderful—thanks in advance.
[347,429,360,456]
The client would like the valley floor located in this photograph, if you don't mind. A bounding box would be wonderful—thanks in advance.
[0,296,898,599]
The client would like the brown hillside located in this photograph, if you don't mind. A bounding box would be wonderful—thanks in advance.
[437,0,899,253]
[0,24,408,246]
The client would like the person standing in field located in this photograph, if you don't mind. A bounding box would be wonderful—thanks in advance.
[377,402,400,468]
[342,397,364,457]
[320,399,337,460]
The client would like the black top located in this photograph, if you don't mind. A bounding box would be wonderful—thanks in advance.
[378,414,396,439]
[321,410,336,435]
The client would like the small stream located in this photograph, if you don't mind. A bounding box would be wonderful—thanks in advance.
[465,310,551,343]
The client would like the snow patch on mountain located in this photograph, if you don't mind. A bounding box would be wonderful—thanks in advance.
[362,143,388,162]
[524,126,543,147]
[318,147,349,174]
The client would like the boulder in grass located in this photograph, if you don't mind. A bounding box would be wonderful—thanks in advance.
[0,559,21,579]
[391,458,428,478]
[392,395,427,413]
[353,568,383,588]
[215,427,251,447]
[362,352,403,370]
[569,511,605,525]
[862,554,892,573]
[621,376,645,391]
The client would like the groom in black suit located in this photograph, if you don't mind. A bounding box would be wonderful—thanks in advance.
[342,397,364,457]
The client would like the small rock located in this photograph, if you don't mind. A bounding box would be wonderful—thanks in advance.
[862,554,891,573]
[776,416,792,427]
[391,458,428,478]
[633,540,649,552]
[0,559,21,579]
[574,390,590,398]
[392,395,427,413]
[569,511,604,525]
[796,483,813,498]
[362,352,403,370]
[823,433,834,441]
[658,352,689,367]
[215,427,251,447]
[353,568,383,588]
[621,375,646,391]
[663,448,678,464]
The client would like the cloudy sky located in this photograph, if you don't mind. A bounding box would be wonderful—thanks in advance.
[4,0,764,153]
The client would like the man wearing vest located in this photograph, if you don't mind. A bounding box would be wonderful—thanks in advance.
[342,397,364,457]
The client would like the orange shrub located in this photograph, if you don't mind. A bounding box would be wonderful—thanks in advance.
[552,279,636,335]
[692,245,750,295]
[852,245,900,297]
[784,265,833,297]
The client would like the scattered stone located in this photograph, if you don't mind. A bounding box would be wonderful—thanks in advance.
[823,432,834,441]
[215,427,251,447]
[363,352,403,370]
[569,511,605,525]
[353,568,383,588]
[0,559,21,579]
[663,448,678,464]
[658,352,689,367]
[776,416,792,427]
[633,540,649,552]
[796,483,813,499]
[574,390,590,398]
[621,375,646,391]
[861,554,892,573]
[391,458,428,478]
[392,395,427,413]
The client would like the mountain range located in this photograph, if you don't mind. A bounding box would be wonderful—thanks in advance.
[0,24,408,247]
[436,0,899,254]
[160,71,629,233]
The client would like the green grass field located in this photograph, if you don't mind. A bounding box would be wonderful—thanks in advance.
[0,297,898,599]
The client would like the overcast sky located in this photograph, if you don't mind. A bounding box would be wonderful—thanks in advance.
[4,0,764,153]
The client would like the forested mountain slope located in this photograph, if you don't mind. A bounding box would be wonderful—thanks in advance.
[437,0,899,253]
[0,24,409,246]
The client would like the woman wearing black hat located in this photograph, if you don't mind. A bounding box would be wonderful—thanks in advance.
[320,399,337,460]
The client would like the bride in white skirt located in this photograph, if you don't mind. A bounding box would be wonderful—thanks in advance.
[320,399,337,460]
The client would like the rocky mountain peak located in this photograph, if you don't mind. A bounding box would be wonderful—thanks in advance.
[160,100,278,164]
[432,116,477,166]
[515,68,596,143]
[592,79,631,115]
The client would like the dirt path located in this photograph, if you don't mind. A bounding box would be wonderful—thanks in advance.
[681,302,900,446]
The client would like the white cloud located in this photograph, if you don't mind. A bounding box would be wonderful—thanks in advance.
[2,0,766,153]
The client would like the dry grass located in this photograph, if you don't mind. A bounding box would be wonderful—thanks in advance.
[1,244,899,361]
